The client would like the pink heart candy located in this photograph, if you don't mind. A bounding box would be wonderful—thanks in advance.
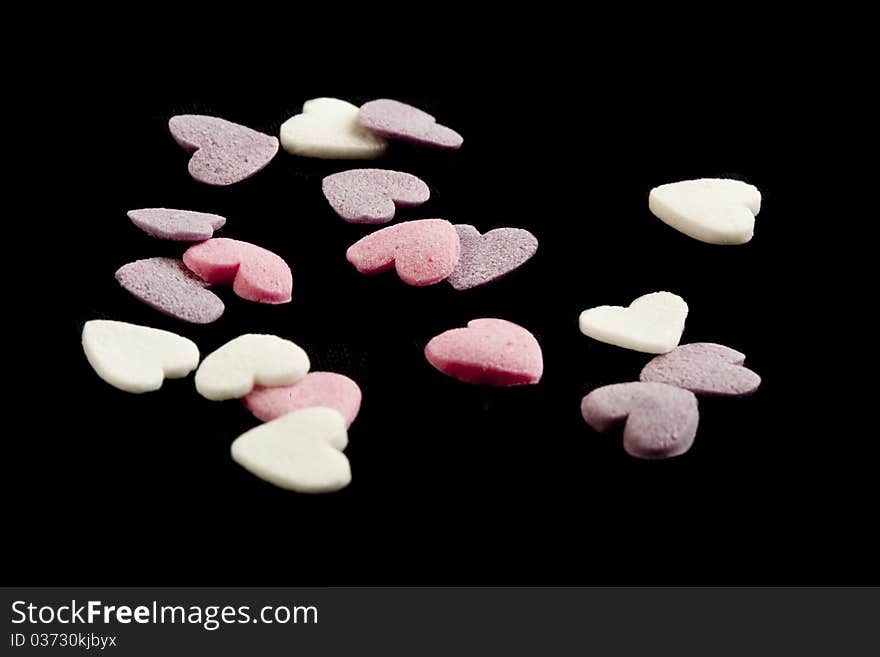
[581,382,699,459]
[639,343,761,396]
[322,169,430,224]
[424,318,543,386]
[183,238,292,304]
[345,219,460,286]
[242,372,362,427]
[358,99,463,149]
[168,115,279,186]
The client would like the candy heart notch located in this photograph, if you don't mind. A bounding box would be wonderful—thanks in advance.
[115,257,225,324]
[128,208,226,242]
[425,318,543,386]
[168,115,278,186]
[579,291,688,354]
[243,372,363,427]
[346,219,460,286]
[82,320,199,393]
[231,407,351,493]
[358,99,463,149]
[648,178,761,245]
[447,225,538,290]
[581,382,699,459]
[195,334,310,401]
[322,169,430,224]
[279,98,388,159]
[640,342,761,396]
[183,238,292,304]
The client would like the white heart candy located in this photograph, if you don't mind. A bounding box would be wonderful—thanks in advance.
[649,178,761,245]
[82,320,199,393]
[579,291,688,354]
[279,98,388,159]
[195,334,310,401]
[231,407,351,493]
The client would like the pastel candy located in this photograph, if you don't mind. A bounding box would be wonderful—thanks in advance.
[425,318,543,386]
[346,219,460,286]
[579,291,688,354]
[115,257,225,324]
[640,342,761,396]
[581,382,699,459]
[279,98,387,159]
[127,208,225,241]
[649,178,761,245]
[82,320,199,394]
[358,99,463,149]
[195,334,310,401]
[183,238,292,304]
[243,372,362,427]
[231,407,351,493]
[447,225,538,290]
[322,169,430,224]
[168,115,278,186]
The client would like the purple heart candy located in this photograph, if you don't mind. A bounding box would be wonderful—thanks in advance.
[447,225,538,290]
[168,115,279,186]
[640,343,761,396]
[321,169,430,224]
[581,382,699,459]
[115,257,224,324]
[128,208,226,241]
[358,99,463,149]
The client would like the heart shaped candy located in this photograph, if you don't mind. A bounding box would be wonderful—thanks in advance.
[581,382,699,459]
[195,334,310,401]
[243,372,362,427]
[82,320,199,393]
[183,238,292,304]
[168,115,278,186]
[579,291,688,354]
[640,343,761,396]
[231,407,351,493]
[447,225,538,290]
[115,257,225,324]
[346,219,460,286]
[358,99,463,149]
[279,98,387,159]
[127,208,226,241]
[649,178,761,245]
[425,318,543,386]
[322,169,430,224]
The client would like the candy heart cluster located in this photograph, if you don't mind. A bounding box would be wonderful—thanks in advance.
[82,322,362,493]
[578,290,760,458]
[118,209,293,323]
[86,94,767,496]
[344,219,538,289]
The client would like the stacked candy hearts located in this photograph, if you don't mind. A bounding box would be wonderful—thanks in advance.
[82,325,363,493]
[118,209,293,323]
[578,293,761,459]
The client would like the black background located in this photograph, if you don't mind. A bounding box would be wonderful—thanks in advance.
[9,31,871,586]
